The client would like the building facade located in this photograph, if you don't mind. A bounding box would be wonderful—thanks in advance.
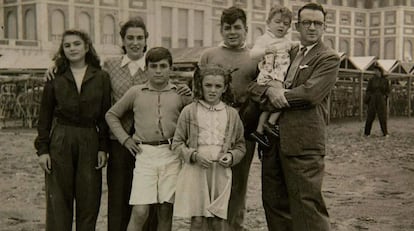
[1,0,414,61]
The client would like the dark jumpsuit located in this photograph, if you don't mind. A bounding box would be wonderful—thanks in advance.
[364,75,390,136]
[35,66,111,231]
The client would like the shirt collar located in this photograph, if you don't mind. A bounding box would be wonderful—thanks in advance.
[142,81,177,91]
[300,42,318,56]
[218,41,247,49]
[199,100,226,111]
[120,54,145,69]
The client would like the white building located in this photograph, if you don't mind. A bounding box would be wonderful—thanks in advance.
[1,0,414,62]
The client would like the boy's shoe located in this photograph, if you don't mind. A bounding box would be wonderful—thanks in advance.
[249,131,270,148]
[264,122,280,137]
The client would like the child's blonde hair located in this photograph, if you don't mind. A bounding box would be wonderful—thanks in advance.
[266,5,293,24]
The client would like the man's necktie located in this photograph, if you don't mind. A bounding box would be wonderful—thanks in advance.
[284,47,307,88]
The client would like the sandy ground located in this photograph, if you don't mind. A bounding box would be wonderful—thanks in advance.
[0,118,413,231]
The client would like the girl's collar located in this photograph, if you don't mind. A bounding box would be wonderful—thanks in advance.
[199,100,226,111]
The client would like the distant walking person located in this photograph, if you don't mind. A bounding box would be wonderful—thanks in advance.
[35,29,111,231]
[364,64,390,137]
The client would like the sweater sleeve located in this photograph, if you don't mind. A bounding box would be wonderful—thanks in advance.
[227,108,246,166]
[34,80,56,156]
[172,105,196,163]
[96,72,111,152]
[105,87,136,145]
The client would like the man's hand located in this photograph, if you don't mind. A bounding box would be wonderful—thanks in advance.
[219,153,233,168]
[176,83,192,96]
[38,154,52,174]
[95,151,107,169]
[266,87,290,109]
[124,137,142,157]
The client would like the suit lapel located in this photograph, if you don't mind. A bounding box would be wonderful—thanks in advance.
[301,42,325,65]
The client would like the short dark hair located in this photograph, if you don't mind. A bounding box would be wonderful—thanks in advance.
[220,6,247,28]
[119,17,149,53]
[145,47,173,67]
[297,2,327,22]
[267,5,293,24]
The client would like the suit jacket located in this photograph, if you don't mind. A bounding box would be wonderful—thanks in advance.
[249,41,340,156]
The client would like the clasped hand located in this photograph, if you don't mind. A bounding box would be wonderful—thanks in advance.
[194,152,233,168]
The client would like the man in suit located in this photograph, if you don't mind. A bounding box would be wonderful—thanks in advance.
[249,3,340,230]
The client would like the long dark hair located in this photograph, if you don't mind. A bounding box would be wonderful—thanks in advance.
[53,29,101,75]
[193,64,235,106]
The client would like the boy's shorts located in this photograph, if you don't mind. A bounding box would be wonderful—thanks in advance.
[129,144,181,205]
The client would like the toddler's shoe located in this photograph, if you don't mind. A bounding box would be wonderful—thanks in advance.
[264,122,280,137]
[249,131,270,148]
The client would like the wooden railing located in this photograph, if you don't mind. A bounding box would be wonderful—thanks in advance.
[0,76,44,128]
[0,70,412,128]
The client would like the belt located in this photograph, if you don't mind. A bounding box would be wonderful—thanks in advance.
[138,139,172,146]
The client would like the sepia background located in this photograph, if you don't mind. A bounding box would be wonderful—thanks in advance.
[0,0,414,230]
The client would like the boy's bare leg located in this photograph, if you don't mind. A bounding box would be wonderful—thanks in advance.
[257,111,270,134]
[268,112,281,125]
[210,217,229,231]
[157,203,173,231]
[191,216,209,231]
[127,205,150,231]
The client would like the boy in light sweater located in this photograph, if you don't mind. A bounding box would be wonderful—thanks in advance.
[105,47,192,231]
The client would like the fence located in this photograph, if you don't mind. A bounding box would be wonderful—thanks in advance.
[1,68,413,128]
[0,75,43,128]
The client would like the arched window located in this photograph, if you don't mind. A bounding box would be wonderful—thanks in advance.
[51,10,65,41]
[404,40,413,62]
[6,11,17,39]
[24,9,36,40]
[325,38,334,49]
[253,27,264,42]
[354,41,364,56]
[102,15,116,44]
[79,12,91,35]
[370,41,379,57]
[339,39,349,54]
[213,20,221,46]
[384,40,395,59]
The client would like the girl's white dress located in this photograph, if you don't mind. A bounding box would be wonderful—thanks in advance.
[174,101,232,219]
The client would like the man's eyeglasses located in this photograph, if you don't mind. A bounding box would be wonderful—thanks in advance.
[299,20,324,29]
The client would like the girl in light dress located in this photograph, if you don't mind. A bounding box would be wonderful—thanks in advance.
[172,65,246,230]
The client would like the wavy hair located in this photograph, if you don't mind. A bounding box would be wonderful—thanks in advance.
[119,17,149,54]
[53,29,101,75]
[193,64,235,106]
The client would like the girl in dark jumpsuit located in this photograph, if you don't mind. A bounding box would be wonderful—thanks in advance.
[35,30,111,231]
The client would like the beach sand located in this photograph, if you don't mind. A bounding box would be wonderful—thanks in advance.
[1,118,413,230]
